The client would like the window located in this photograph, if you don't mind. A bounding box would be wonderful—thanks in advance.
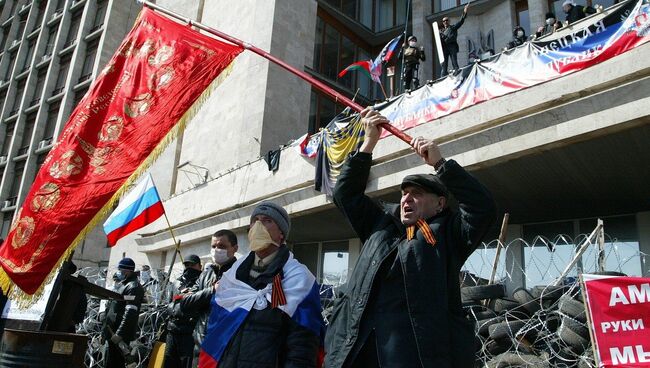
[64,12,81,47]
[515,0,530,36]
[10,79,26,114]
[80,39,97,81]
[44,27,57,56]
[21,39,36,71]
[4,52,17,80]
[0,27,9,50]
[16,15,28,40]
[73,86,87,107]
[0,90,6,111]
[36,153,47,171]
[325,0,406,31]
[19,113,35,155]
[1,122,15,156]
[31,69,46,105]
[54,0,65,12]
[1,212,14,239]
[8,0,19,16]
[53,55,70,93]
[309,89,347,133]
[93,0,107,30]
[43,102,60,140]
[10,160,26,198]
[33,0,49,31]
[321,241,349,285]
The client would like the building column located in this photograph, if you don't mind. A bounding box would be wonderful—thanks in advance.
[528,0,549,36]
[636,211,650,276]
[412,0,433,84]
[504,224,525,295]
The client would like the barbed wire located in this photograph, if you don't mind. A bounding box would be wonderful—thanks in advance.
[74,232,648,367]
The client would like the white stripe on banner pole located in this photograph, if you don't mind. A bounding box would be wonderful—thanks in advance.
[432,21,445,66]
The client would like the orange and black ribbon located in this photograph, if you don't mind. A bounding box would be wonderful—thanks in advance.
[407,219,437,246]
[271,273,287,308]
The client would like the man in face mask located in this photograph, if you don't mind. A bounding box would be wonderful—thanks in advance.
[199,201,323,368]
[535,12,562,39]
[506,26,527,50]
[179,229,239,365]
[164,254,203,368]
[400,35,426,91]
[103,257,144,368]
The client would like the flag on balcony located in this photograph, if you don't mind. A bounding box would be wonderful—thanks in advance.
[374,34,403,65]
[314,109,365,196]
[338,60,382,83]
[338,34,403,84]
[0,7,243,301]
[103,173,164,246]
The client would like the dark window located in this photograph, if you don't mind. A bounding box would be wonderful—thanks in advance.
[44,27,57,56]
[10,160,26,197]
[19,113,36,153]
[33,0,49,31]
[0,90,6,111]
[326,0,405,31]
[72,86,87,108]
[1,212,14,239]
[4,52,16,80]
[93,0,107,29]
[308,89,346,133]
[0,27,10,50]
[22,39,35,71]
[65,12,81,47]
[31,69,46,105]
[80,39,97,80]
[8,0,19,15]
[55,0,65,12]
[1,122,15,156]
[11,79,26,114]
[36,153,47,170]
[43,102,59,140]
[16,14,28,40]
[515,0,530,36]
[54,55,70,92]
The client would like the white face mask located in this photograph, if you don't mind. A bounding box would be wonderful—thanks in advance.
[409,41,417,47]
[248,221,278,252]
[211,248,230,265]
[546,18,555,25]
[140,270,151,283]
[517,31,524,37]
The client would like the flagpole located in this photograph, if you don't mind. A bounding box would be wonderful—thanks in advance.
[379,82,389,101]
[399,0,412,95]
[149,176,184,264]
[137,0,413,146]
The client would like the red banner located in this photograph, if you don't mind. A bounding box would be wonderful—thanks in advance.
[583,274,650,367]
[0,7,242,297]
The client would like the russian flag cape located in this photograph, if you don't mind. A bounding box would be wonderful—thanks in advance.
[199,252,324,367]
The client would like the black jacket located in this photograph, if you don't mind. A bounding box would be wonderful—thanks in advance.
[105,273,144,342]
[440,12,467,53]
[507,27,527,49]
[217,247,320,368]
[180,257,236,345]
[167,268,202,334]
[324,153,496,368]
[566,4,596,24]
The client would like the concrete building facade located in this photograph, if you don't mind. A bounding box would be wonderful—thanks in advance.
[29,0,646,287]
[0,0,140,267]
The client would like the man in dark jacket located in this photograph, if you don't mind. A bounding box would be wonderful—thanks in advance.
[324,108,496,368]
[440,3,470,78]
[200,201,321,367]
[179,229,238,363]
[164,254,203,368]
[534,12,562,39]
[563,0,596,24]
[104,257,145,368]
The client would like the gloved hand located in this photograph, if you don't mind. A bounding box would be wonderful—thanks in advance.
[110,333,123,345]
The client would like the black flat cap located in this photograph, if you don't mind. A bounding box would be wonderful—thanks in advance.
[183,254,201,265]
[401,174,449,197]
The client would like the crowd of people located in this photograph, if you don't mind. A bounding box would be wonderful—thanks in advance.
[98,108,497,368]
[399,0,604,84]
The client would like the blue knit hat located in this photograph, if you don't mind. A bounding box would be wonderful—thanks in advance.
[118,257,136,271]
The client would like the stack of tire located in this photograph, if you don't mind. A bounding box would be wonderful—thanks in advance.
[460,271,624,368]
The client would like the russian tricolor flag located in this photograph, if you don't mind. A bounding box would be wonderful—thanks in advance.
[199,254,325,367]
[103,173,164,246]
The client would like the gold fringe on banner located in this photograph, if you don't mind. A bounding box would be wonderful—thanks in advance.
[0,62,236,308]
